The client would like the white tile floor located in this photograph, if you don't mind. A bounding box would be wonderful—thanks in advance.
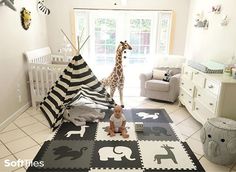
[0,97,235,172]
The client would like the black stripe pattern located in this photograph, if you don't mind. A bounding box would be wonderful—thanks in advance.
[37,0,50,15]
[40,55,115,130]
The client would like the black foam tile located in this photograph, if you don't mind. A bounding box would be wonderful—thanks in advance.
[43,140,94,169]
[53,122,97,140]
[136,123,179,141]
[131,109,172,123]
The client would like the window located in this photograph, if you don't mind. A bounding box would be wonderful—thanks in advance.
[74,10,172,66]
[94,18,116,65]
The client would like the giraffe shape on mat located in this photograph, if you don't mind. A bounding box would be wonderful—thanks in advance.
[101,41,132,107]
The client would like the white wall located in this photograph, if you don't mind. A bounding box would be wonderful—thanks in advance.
[45,0,190,56]
[185,0,236,64]
[0,0,48,124]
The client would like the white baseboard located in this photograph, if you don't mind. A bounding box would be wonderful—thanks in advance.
[0,103,31,131]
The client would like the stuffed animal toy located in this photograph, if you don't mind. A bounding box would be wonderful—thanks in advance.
[162,70,172,82]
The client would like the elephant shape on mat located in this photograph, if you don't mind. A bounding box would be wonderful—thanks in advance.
[143,126,171,136]
[98,146,136,161]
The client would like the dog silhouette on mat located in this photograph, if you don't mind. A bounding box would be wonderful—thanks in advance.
[53,146,87,160]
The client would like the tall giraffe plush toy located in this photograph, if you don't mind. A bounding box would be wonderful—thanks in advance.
[101,41,132,108]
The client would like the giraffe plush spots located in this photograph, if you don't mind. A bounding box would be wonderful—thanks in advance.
[101,41,132,108]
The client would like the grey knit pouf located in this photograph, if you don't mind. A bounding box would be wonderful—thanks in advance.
[200,117,236,165]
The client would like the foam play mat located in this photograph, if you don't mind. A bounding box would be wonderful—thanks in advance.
[27,108,205,172]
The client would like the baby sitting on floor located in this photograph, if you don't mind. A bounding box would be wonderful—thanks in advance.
[108,105,129,138]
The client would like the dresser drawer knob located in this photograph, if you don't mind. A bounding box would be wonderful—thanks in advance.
[181,94,184,96]
[181,82,184,85]
[209,103,213,106]
[188,101,191,104]
[195,72,199,75]
[189,88,192,91]
[198,94,201,97]
[196,107,199,110]
[208,85,214,89]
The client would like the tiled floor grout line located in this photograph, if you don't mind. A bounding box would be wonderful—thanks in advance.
[0,127,19,134]
[13,120,39,130]
[186,128,202,141]
[16,125,46,147]
[9,119,45,155]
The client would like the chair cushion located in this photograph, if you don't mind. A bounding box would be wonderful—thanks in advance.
[152,69,166,80]
[145,80,170,92]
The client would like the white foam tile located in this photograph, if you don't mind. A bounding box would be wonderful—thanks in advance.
[0,129,27,144]
[14,117,38,128]
[200,156,230,172]
[5,137,38,154]
[95,122,137,141]
[0,155,18,172]
[0,144,11,159]
[21,123,48,135]
[138,141,196,170]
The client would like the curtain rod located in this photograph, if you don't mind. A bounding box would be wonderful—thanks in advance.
[73,8,172,12]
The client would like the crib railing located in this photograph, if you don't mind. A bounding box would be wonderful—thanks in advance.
[25,47,71,107]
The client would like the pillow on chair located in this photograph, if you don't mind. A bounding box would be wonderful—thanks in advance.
[152,69,166,80]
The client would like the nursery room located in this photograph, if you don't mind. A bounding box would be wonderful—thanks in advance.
[1,0,236,171]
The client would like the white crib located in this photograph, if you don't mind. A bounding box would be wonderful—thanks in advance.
[25,47,71,107]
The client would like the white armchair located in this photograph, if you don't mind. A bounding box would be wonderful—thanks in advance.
[139,55,185,102]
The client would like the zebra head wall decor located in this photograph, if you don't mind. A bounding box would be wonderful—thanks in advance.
[37,0,50,15]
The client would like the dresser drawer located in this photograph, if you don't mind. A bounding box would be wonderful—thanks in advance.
[182,66,193,80]
[194,100,214,121]
[195,87,217,113]
[185,92,193,110]
[180,78,194,97]
[192,71,205,88]
[180,89,193,110]
[205,79,220,95]
[179,89,186,100]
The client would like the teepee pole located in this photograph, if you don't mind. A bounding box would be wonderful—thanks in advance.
[60,29,77,52]
[79,35,90,52]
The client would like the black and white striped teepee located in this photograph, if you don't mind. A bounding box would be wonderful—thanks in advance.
[40,54,115,130]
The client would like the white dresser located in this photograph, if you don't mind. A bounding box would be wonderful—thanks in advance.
[179,64,236,124]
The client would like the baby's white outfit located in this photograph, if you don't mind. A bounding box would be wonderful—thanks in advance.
[110,113,126,132]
